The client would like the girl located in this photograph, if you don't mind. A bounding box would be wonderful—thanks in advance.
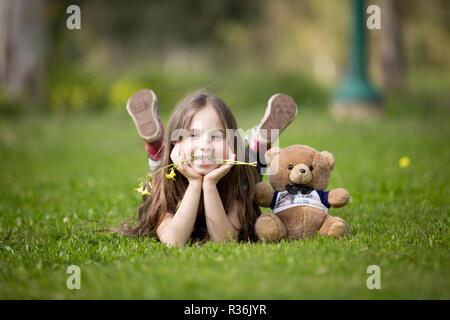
[121,89,297,247]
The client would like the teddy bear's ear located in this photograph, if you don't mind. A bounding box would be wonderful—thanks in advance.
[265,147,280,166]
[321,151,335,170]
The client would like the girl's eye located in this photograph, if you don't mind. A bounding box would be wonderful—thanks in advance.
[211,135,223,140]
[309,165,313,171]
[288,164,293,170]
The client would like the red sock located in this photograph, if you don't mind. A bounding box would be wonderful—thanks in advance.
[249,135,271,154]
[144,110,166,160]
[145,129,165,160]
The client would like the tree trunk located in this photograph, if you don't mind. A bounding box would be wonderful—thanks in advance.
[380,0,406,91]
[0,0,47,101]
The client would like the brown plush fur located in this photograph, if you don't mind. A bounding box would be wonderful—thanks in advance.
[255,145,350,242]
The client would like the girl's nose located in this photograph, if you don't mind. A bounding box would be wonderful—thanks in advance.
[198,134,212,151]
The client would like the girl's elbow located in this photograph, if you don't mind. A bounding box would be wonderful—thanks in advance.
[159,234,187,248]
[229,230,240,241]
[212,230,239,243]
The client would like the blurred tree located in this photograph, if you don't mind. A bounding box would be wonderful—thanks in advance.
[81,0,262,64]
[380,0,406,91]
[2,0,448,114]
[0,0,48,102]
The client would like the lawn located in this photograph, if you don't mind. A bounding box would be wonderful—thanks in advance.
[0,88,449,299]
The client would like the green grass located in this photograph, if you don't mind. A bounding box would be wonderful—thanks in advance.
[0,94,449,299]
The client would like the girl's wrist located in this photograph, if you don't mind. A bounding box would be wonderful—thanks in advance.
[202,179,217,190]
[189,178,203,187]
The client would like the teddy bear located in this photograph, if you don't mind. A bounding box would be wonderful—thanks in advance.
[254,144,350,242]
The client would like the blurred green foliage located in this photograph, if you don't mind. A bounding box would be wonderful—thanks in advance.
[0,0,449,115]
[43,65,330,115]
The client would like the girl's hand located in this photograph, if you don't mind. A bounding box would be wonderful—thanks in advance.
[170,143,203,183]
[203,146,235,187]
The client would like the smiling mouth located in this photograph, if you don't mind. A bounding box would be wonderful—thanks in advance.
[193,157,216,166]
[193,156,214,161]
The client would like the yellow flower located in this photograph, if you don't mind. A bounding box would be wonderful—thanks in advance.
[134,158,255,194]
[135,183,151,196]
[165,168,176,181]
[399,156,410,168]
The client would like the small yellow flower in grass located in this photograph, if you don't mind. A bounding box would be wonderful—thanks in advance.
[399,156,410,168]
[165,168,176,181]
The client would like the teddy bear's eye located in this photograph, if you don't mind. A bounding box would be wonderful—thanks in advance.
[309,165,313,171]
[288,164,293,170]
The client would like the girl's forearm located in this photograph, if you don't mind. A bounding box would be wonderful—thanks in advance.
[160,180,202,247]
[202,183,239,242]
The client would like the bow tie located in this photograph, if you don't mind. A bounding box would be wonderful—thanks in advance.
[285,184,314,195]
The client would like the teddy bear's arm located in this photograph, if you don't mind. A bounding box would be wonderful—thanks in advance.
[328,188,350,208]
[255,182,275,207]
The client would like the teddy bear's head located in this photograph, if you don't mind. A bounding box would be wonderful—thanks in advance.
[264,145,335,192]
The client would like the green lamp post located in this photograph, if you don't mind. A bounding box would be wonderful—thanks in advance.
[333,0,382,118]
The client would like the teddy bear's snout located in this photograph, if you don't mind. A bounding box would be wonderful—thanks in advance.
[289,163,312,185]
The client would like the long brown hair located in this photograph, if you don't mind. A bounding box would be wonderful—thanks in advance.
[118,90,261,243]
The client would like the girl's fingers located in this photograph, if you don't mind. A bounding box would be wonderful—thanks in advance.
[182,162,202,179]
[221,164,232,173]
[223,152,236,164]
[171,143,182,164]
[170,144,175,162]
[219,157,234,172]
[227,144,234,160]
[180,159,194,172]
[177,161,189,176]
[180,144,192,163]
[178,144,188,166]
[182,149,191,164]
[226,153,236,170]
[176,144,181,163]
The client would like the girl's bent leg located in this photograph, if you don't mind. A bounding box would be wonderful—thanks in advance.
[245,144,263,181]
[146,136,167,172]
[246,93,298,175]
[251,93,297,147]
[126,89,166,172]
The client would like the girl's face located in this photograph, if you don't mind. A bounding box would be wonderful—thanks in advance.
[179,106,228,176]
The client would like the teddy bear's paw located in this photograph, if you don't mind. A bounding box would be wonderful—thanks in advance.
[255,215,283,242]
[328,221,350,238]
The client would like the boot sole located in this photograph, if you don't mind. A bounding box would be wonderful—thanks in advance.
[126,89,161,142]
[256,94,298,144]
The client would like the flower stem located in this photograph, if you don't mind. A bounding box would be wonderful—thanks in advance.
[136,157,257,195]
